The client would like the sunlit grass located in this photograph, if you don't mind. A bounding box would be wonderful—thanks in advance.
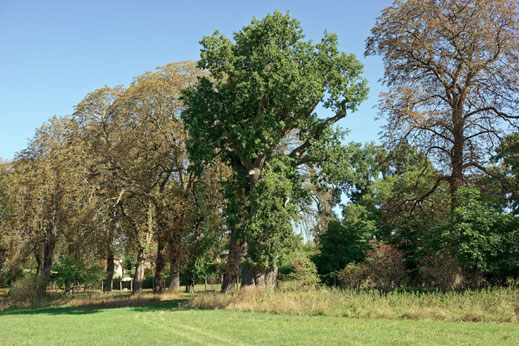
[187,286,519,323]
[1,302,518,345]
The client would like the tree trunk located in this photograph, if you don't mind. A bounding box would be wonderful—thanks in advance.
[240,264,255,286]
[450,109,465,208]
[221,232,245,293]
[132,249,145,294]
[64,283,73,295]
[104,251,114,292]
[153,237,166,294]
[168,255,180,291]
[241,265,277,290]
[222,159,266,292]
[185,277,195,293]
[239,163,280,290]
[37,227,56,296]
[35,243,44,275]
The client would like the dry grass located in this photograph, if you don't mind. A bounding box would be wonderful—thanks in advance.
[186,286,519,323]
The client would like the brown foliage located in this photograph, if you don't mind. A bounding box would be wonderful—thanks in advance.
[366,0,519,198]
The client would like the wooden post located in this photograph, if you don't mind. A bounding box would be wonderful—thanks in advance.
[130,279,133,292]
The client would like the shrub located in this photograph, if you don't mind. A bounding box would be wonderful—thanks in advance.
[337,263,367,289]
[82,264,105,289]
[52,255,105,293]
[420,251,464,290]
[8,273,40,302]
[52,255,85,294]
[314,218,372,282]
[278,251,319,290]
[364,239,406,291]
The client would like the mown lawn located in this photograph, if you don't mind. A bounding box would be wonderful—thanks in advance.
[1,300,518,345]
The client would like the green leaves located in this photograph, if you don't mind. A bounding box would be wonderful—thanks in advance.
[183,11,368,165]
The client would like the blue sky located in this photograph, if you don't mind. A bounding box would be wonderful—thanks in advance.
[0,0,390,160]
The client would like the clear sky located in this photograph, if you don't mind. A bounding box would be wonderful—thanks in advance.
[0,0,390,160]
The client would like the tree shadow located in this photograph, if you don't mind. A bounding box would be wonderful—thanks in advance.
[0,298,188,316]
[0,306,102,316]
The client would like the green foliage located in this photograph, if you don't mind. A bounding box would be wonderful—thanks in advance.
[182,11,368,276]
[314,216,373,281]
[245,157,302,269]
[278,249,319,290]
[182,11,368,166]
[446,187,519,281]
[52,255,84,293]
[494,133,519,214]
[52,254,104,293]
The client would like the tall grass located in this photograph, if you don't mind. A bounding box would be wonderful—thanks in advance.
[186,286,519,323]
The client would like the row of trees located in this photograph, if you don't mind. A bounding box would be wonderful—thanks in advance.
[1,0,518,295]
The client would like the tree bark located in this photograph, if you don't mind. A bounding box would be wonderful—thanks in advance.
[104,251,114,292]
[37,227,56,296]
[132,248,145,294]
[35,253,43,275]
[185,277,195,293]
[450,108,465,208]
[221,231,245,293]
[168,255,180,291]
[153,237,166,294]
[241,266,277,290]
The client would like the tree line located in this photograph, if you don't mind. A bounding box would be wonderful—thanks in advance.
[1,1,518,296]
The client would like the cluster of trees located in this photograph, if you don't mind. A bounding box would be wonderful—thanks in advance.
[316,0,519,289]
[1,0,518,296]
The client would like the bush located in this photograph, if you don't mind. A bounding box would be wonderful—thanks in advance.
[82,264,105,289]
[52,255,106,293]
[8,273,40,302]
[337,263,367,289]
[314,219,372,282]
[52,255,85,294]
[278,251,319,290]
[364,240,406,291]
[420,251,464,290]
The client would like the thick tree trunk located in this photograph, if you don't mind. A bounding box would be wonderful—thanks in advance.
[240,264,255,286]
[132,248,145,294]
[239,164,281,290]
[153,237,166,294]
[221,232,245,293]
[37,227,56,296]
[104,252,114,292]
[241,266,277,290]
[168,255,180,291]
[222,159,267,292]
[450,109,465,208]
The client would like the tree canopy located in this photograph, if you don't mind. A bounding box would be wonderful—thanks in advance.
[366,0,519,201]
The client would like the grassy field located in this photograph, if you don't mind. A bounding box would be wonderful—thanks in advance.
[1,286,519,344]
[1,300,519,345]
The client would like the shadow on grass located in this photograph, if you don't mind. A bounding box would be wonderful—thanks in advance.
[0,298,189,316]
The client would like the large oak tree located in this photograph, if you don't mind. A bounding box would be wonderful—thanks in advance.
[182,11,368,292]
